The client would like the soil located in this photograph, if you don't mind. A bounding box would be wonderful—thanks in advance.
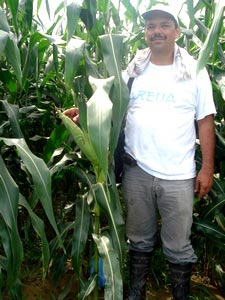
[20,273,224,300]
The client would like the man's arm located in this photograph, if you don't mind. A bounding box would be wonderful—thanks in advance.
[195,114,215,199]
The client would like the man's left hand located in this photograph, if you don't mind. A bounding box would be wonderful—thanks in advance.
[194,169,214,199]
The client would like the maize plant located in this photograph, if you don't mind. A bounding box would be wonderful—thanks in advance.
[0,0,224,299]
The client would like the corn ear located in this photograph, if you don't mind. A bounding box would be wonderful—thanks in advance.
[58,110,99,167]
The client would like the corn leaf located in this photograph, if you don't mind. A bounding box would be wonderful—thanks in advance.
[47,222,75,259]
[1,101,24,138]
[79,274,97,300]
[19,194,50,278]
[94,183,124,263]
[58,110,99,168]
[43,124,70,163]
[0,158,19,227]
[25,0,33,31]
[0,156,23,287]
[99,34,130,154]
[92,233,123,300]
[186,0,195,28]
[197,1,225,73]
[0,8,10,32]
[194,219,225,244]
[0,138,64,250]
[215,212,225,232]
[215,73,225,100]
[204,193,225,217]
[6,0,18,33]
[71,196,90,273]
[66,0,83,42]
[87,76,114,181]
[5,32,22,86]
[0,30,8,57]
[65,38,85,89]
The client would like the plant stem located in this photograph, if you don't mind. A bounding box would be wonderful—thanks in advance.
[93,202,100,300]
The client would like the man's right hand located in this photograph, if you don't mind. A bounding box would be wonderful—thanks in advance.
[63,107,80,124]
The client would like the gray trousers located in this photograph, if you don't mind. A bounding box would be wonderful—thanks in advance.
[122,164,198,264]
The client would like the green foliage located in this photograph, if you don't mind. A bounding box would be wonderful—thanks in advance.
[0,0,224,299]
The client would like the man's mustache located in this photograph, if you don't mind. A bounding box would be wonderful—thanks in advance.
[150,34,167,41]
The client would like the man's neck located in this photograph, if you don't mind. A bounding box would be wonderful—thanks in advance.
[150,50,174,66]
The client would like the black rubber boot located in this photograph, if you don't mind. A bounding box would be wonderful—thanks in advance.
[126,250,151,300]
[169,262,192,300]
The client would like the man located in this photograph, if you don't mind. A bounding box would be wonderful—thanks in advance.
[122,4,216,300]
[64,4,216,300]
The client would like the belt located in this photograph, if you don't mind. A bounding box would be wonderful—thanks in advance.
[122,153,137,166]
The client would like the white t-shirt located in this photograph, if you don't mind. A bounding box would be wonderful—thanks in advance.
[124,62,216,180]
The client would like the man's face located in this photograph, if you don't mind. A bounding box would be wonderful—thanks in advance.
[144,12,180,53]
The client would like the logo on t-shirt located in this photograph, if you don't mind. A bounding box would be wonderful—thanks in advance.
[131,90,175,103]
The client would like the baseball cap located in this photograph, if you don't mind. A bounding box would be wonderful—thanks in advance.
[141,4,178,25]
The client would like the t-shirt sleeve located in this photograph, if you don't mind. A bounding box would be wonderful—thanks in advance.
[195,68,217,120]
[122,70,129,84]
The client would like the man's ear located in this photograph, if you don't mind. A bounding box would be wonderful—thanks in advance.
[144,28,148,42]
[175,27,181,39]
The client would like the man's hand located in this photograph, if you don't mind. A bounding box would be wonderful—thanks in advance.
[196,114,215,199]
[194,169,214,199]
[64,107,80,124]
